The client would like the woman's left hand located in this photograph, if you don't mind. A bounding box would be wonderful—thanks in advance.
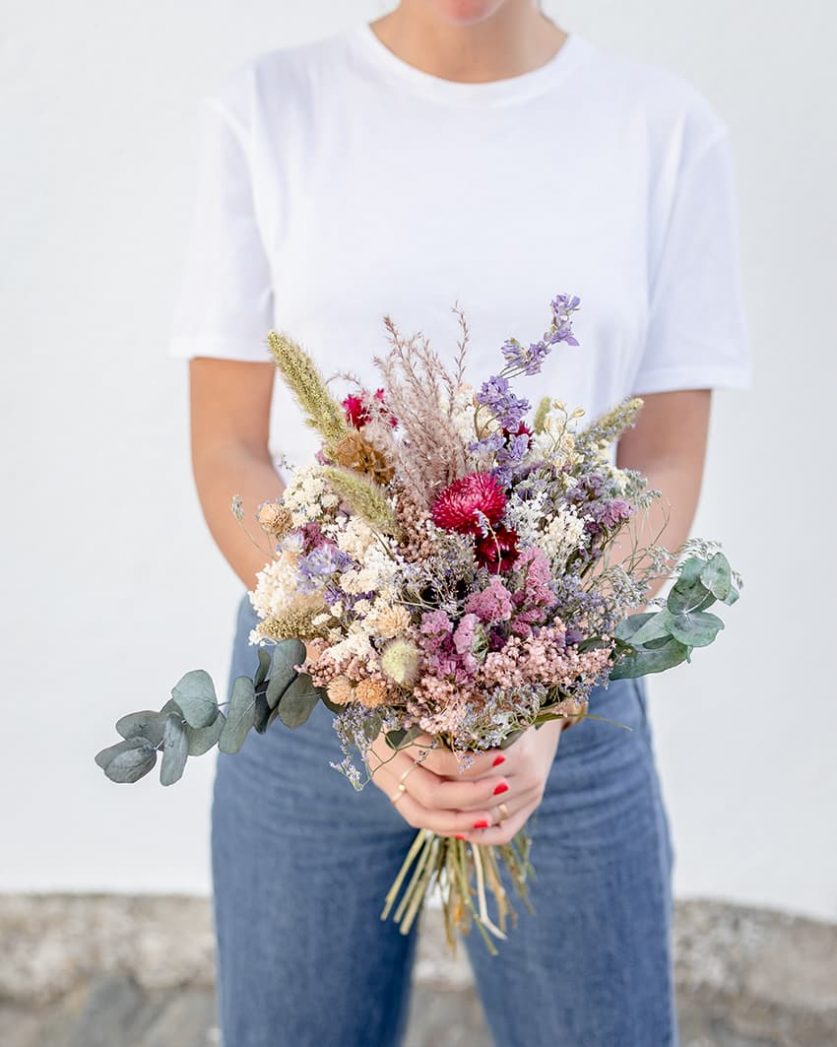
[453,718,567,846]
[366,718,569,845]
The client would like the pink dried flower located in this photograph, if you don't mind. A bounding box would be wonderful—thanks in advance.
[431,472,506,535]
[465,578,514,624]
[513,547,556,609]
[452,613,482,673]
[342,388,395,429]
[420,609,454,642]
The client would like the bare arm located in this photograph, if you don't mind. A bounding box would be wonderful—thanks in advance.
[189,358,284,591]
[614,389,712,600]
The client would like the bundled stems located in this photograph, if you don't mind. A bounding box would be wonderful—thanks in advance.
[381,829,534,953]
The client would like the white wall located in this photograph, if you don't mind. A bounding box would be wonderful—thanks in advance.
[2,1,835,919]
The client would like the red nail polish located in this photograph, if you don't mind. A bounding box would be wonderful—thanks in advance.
[455,833,466,840]
[492,755,506,767]
[473,819,490,829]
[493,782,509,795]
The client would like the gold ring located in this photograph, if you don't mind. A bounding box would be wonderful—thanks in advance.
[498,802,510,821]
[399,762,419,785]
[390,783,407,805]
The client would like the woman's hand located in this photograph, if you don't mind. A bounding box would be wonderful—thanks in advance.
[367,719,568,845]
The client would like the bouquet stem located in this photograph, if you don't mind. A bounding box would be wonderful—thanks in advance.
[381,829,534,954]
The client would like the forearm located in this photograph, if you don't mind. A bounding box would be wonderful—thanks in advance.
[609,457,702,602]
[192,445,285,591]
[604,390,711,604]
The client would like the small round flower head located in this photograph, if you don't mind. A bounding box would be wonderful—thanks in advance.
[381,638,422,687]
[355,678,388,708]
[256,501,293,538]
[326,676,356,705]
[371,604,412,639]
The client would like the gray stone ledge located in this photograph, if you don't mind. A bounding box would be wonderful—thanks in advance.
[1,895,835,1046]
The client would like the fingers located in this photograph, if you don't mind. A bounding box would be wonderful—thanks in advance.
[371,756,516,835]
[403,737,506,780]
[406,764,511,813]
[367,733,539,839]
[382,762,539,838]
[458,797,537,846]
[370,743,511,813]
[388,786,499,836]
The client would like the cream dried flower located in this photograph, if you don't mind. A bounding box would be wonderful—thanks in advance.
[355,678,388,708]
[326,676,356,706]
[370,605,412,639]
[381,639,421,687]
[255,595,331,642]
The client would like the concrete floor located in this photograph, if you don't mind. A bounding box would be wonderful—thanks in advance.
[0,976,792,1047]
[2,894,835,1046]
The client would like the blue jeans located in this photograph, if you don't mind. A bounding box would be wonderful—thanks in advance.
[212,592,677,1046]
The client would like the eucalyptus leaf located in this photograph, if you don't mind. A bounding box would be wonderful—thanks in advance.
[576,636,612,653]
[254,646,272,688]
[253,691,271,734]
[628,610,675,645]
[677,556,707,587]
[614,613,656,642]
[102,738,158,783]
[218,676,257,754]
[95,739,131,771]
[644,635,676,650]
[667,578,712,615]
[722,584,740,607]
[363,712,383,742]
[278,672,322,728]
[266,639,306,709]
[385,725,424,751]
[171,670,218,729]
[610,637,691,679]
[115,710,166,747]
[700,552,732,600]
[669,610,724,648]
[320,690,345,715]
[186,712,226,756]
[695,590,719,612]
[160,714,189,786]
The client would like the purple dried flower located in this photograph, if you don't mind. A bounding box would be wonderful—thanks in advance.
[498,295,581,377]
[298,544,352,590]
[548,294,581,347]
[595,499,634,529]
[500,337,552,376]
[468,433,506,458]
[476,375,530,431]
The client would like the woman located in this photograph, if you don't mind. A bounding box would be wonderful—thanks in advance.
[170,2,750,1044]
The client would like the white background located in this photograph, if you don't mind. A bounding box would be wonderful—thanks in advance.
[2,1,835,919]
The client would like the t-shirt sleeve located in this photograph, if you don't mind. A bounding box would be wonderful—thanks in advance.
[168,92,273,361]
[631,124,752,394]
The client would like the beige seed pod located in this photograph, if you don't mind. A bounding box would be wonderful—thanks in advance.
[326,676,356,706]
[355,678,388,709]
[257,502,293,538]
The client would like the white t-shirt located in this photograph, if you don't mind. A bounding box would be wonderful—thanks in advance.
[169,22,751,472]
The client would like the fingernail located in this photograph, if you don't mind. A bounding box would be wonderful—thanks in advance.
[455,833,466,840]
[493,782,509,795]
[473,819,490,829]
[492,755,506,767]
